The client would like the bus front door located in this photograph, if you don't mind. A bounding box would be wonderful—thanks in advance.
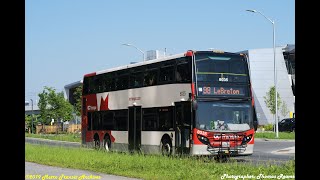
[128,106,142,152]
[175,102,192,154]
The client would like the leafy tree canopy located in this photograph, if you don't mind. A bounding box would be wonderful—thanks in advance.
[263,86,282,115]
[38,86,73,124]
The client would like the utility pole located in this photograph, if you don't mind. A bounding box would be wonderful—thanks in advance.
[246,9,278,138]
[30,99,34,134]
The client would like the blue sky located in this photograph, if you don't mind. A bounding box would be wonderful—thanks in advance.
[25,0,295,102]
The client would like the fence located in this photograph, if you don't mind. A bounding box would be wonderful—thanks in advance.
[36,124,81,134]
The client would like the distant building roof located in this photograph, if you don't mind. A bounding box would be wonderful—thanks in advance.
[64,80,83,89]
[25,104,39,111]
[283,44,295,53]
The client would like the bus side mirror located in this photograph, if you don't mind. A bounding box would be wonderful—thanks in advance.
[253,120,258,131]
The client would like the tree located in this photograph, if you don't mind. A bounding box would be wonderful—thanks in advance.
[25,114,32,133]
[25,114,40,133]
[73,85,82,117]
[263,86,282,119]
[38,87,52,125]
[280,100,289,118]
[38,86,74,125]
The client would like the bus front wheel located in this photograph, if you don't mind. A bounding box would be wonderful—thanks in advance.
[161,138,172,156]
[104,136,111,152]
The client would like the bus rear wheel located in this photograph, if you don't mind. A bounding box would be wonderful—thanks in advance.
[161,138,172,156]
[104,136,111,152]
[94,134,100,149]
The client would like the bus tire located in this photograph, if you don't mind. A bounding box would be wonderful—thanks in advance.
[161,138,172,156]
[103,135,111,152]
[214,154,229,162]
[94,134,100,149]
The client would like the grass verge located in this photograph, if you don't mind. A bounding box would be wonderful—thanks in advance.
[25,131,295,143]
[25,143,295,180]
[25,133,81,142]
[255,132,295,139]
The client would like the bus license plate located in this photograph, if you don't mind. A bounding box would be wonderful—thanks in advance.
[222,142,230,147]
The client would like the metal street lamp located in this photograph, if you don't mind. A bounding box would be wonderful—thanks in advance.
[30,99,34,134]
[246,9,278,138]
[122,43,145,62]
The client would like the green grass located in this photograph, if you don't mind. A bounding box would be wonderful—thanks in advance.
[25,131,295,145]
[25,133,81,142]
[25,143,295,180]
[255,131,295,139]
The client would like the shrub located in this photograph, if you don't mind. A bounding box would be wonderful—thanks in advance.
[264,124,274,131]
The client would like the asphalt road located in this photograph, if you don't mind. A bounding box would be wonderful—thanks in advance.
[231,138,295,164]
[25,137,81,148]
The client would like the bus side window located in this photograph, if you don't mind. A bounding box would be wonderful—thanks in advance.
[116,74,129,90]
[92,112,102,130]
[93,75,103,93]
[144,69,158,87]
[159,66,174,83]
[102,111,114,130]
[142,108,158,130]
[87,77,94,94]
[115,110,128,131]
[102,73,113,92]
[83,77,89,95]
[130,72,143,88]
[176,61,191,82]
[159,107,173,130]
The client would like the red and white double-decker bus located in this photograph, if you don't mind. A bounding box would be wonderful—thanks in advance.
[81,50,258,157]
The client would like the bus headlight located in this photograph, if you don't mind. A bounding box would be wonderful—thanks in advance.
[197,135,210,145]
[241,134,252,145]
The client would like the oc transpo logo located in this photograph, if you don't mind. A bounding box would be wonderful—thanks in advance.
[87,106,97,111]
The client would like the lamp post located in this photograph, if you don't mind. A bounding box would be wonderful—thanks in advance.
[30,99,34,134]
[246,9,278,138]
[122,43,145,62]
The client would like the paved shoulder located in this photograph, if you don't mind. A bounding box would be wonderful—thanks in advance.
[25,162,140,180]
[25,137,81,147]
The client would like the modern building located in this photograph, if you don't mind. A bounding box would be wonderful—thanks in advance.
[240,44,295,125]
[64,80,83,105]
[63,45,295,126]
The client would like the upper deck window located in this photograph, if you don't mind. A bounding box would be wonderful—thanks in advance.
[195,53,248,83]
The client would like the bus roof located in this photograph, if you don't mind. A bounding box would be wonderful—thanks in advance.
[95,52,185,75]
[85,50,244,77]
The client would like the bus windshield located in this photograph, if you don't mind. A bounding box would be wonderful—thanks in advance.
[195,101,253,131]
[195,53,248,83]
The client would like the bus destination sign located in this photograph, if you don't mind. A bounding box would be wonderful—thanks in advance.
[198,86,245,96]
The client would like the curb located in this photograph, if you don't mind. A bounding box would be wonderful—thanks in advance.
[255,138,295,142]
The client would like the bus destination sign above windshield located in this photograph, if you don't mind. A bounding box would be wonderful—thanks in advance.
[198,86,245,96]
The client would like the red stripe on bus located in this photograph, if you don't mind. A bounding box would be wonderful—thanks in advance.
[84,72,96,77]
[191,83,195,100]
[250,84,254,106]
[185,50,194,57]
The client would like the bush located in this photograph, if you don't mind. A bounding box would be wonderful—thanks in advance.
[264,124,274,131]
